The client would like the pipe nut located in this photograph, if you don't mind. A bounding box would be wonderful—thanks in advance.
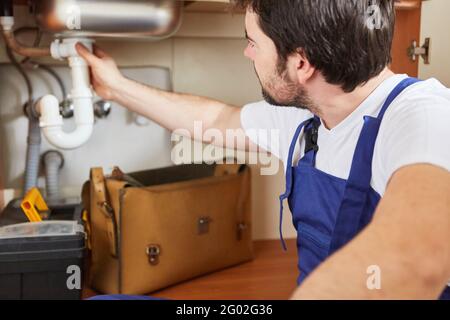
[51,38,94,60]
[38,95,64,127]
[0,16,14,31]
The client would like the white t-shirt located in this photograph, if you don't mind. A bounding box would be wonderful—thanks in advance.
[241,74,450,196]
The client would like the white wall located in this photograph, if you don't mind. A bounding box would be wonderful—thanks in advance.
[419,0,450,86]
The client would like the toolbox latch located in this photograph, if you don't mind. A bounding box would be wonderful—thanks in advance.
[146,244,161,266]
[237,222,248,241]
[198,216,212,235]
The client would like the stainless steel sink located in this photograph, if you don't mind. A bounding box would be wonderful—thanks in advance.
[33,0,183,39]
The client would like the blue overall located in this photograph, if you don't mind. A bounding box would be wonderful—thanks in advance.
[279,77,450,299]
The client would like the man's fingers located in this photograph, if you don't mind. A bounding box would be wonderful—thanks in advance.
[75,43,100,65]
[93,45,110,59]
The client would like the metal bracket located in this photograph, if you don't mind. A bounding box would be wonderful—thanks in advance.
[146,244,161,266]
[237,222,248,241]
[407,38,431,64]
[198,216,212,235]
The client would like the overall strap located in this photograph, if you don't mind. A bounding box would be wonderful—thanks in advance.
[279,117,315,250]
[377,77,421,120]
[329,77,421,254]
[346,77,421,189]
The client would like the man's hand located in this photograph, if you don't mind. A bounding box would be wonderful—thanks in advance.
[291,164,450,300]
[75,43,125,101]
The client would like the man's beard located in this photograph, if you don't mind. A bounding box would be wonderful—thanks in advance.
[261,86,310,110]
[255,64,315,112]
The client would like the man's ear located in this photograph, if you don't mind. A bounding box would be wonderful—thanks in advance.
[293,49,315,85]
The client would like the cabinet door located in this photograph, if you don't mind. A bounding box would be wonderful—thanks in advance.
[391,0,423,77]
[392,0,450,85]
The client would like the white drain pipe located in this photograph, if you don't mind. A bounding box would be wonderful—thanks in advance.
[36,38,95,150]
[2,16,95,150]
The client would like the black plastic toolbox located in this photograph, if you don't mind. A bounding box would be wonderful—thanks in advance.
[0,200,86,300]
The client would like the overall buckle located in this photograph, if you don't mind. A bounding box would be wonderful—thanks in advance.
[304,120,320,154]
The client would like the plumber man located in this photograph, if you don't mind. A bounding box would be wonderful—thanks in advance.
[76,0,450,299]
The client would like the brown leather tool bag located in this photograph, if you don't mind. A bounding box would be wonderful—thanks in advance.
[81,163,253,295]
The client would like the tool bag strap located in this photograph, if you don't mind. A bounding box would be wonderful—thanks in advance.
[215,162,250,240]
[90,167,119,258]
[236,165,250,241]
[81,180,92,250]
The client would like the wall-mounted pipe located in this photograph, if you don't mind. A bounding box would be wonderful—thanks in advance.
[3,18,43,195]
[0,16,50,57]
[0,0,13,17]
[23,105,42,195]
[0,27,95,152]
[36,38,95,150]
[0,1,49,57]
[1,0,183,151]
[42,150,64,202]
[37,95,94,150]
[0,16,94,150]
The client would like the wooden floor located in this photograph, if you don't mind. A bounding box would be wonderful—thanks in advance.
[83,239,299,300]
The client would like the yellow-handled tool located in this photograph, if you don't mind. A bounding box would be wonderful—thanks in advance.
[21,188,49,222]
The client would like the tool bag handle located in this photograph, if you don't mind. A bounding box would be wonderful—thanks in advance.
[90,167,119,258]
[235,165,250,241]
[214,162,251,240]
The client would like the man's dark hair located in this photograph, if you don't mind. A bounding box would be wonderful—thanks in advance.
[234,0,396,92]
